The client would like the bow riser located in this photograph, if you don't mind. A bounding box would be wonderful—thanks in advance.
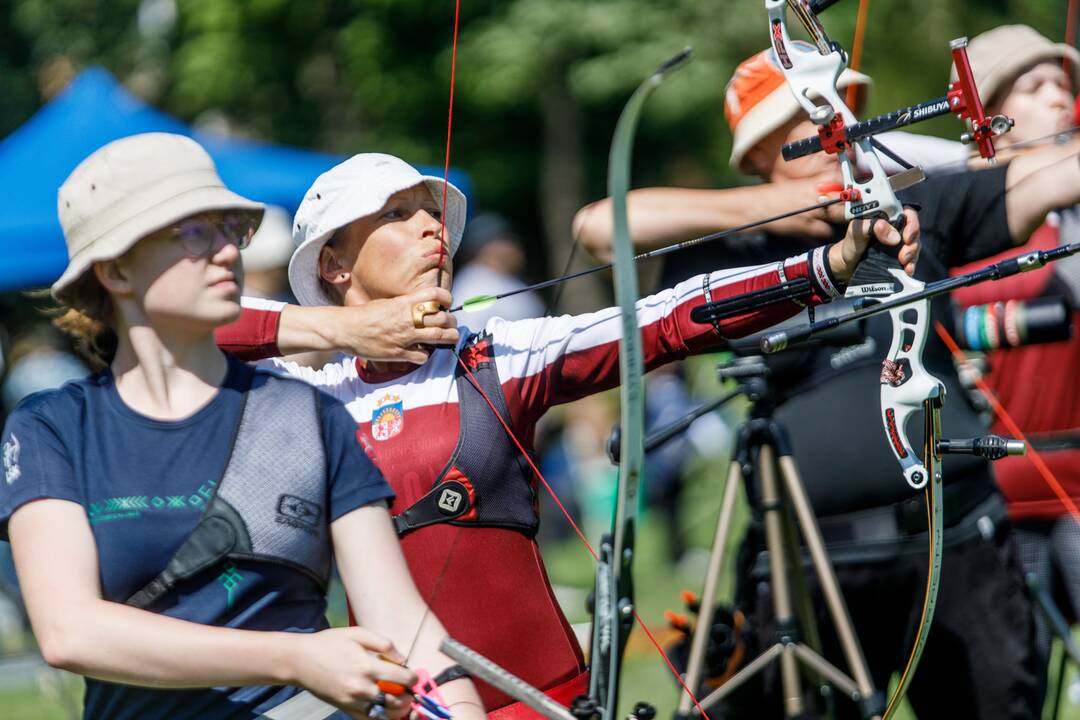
[877,270,945,489]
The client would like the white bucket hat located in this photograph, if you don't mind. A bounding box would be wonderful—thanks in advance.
[53,133,263,303]
[288,153,467,307]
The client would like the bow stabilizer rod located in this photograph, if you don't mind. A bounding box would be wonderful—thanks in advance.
[758,242,1080,353]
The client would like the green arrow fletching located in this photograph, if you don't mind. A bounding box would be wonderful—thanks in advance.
[459,294,498,313]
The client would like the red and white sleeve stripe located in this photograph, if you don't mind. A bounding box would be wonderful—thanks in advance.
[214,296,287,360]
[492,249,841,426]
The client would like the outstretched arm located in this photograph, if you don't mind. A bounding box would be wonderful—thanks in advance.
[216,287,460,363]
[573,177,846,261]
[1005,147,1080,242]
[493,211,919,425]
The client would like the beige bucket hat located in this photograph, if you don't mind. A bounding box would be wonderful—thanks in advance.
[726,43,871,172]
[288,153,466,307]
[53,133,263,303]
[955,25,1080,106]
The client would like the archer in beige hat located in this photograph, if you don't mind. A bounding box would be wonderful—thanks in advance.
[53,133,264,303]
[956,25,1079,148]
[289,153,466,308]
[957,25,1080,110]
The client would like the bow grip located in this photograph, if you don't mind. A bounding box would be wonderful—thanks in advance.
[848,214,908,292]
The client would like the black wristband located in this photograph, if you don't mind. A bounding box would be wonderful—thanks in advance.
[809,246,844,299]
[433,664,471,686]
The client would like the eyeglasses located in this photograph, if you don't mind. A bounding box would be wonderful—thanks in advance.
[169,211,259,257]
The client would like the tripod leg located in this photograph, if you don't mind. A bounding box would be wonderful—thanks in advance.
[774,452,880,718]
[677,461,744,716]
[760,446,804,718]
[778,481,834,718]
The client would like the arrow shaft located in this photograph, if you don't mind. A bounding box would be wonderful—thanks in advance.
[450,197,843,313]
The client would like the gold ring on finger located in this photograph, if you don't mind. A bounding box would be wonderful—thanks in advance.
[411,300,442,329]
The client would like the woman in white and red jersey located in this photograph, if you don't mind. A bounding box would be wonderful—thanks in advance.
[216,152,919,717]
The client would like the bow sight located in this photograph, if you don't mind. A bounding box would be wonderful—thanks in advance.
[777,23,1014,167]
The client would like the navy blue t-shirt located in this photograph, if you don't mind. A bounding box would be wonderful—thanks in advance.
[0,355,394,719]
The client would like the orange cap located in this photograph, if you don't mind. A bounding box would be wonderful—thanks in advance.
[724,44,872,173]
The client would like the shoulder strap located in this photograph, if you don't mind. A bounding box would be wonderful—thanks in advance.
[127,372,330,609]
[127,385,252,609]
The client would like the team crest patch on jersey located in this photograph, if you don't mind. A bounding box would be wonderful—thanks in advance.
[372,393,404,441]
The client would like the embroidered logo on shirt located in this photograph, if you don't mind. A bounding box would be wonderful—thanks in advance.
[3,433,20,485]
[276,494,322,536]
[372,393,404,441]
[217,562,244,609]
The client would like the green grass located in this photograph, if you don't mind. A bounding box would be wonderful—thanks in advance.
[0,672,83,719]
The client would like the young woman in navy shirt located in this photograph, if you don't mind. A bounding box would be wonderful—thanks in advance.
[0,133,482,720]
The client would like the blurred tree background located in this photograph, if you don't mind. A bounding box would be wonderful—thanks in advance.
[2,2,1080,717]
[0,0,1072,313]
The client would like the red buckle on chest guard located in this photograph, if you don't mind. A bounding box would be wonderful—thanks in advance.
[461,336,494,369]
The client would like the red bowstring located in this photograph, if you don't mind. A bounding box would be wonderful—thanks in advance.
[934,321,1080,523]
[455,356,713,720]
[439,2,708,713]
[436,0,461,292]
[844,0,870,109]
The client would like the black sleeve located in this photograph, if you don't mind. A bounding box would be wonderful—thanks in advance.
[898,164,1012,269]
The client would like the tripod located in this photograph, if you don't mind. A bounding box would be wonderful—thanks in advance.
[674,357,883,720]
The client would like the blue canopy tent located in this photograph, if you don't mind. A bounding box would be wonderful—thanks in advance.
[0,67,470,292]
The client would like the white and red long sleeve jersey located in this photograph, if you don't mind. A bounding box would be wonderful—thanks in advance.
[215,252,841,714]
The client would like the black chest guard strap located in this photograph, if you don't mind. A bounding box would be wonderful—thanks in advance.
[393,334,539,537]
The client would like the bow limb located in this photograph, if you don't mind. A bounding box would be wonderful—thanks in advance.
[586,47,691,719]
[884,397,944,718]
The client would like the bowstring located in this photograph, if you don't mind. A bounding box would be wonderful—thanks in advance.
[404,0,462,668]
[935,322,1080,525]
[844,0,870,109]
[434,0,461,294]
[544,202,592,316]
[407,7,712,715]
